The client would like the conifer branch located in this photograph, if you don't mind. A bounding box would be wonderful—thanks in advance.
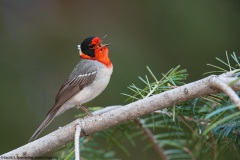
[2,70,240,158]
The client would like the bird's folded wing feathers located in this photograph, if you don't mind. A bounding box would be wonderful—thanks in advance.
[47,67,97,115]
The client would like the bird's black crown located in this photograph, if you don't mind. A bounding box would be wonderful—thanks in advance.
[80,37,95,58]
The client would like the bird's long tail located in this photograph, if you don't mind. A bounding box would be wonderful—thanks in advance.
[28,113,56,142]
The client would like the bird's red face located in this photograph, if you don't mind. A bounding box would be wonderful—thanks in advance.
[80,36,112,68]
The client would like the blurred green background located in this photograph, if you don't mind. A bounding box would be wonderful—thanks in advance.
[1,0,240,159]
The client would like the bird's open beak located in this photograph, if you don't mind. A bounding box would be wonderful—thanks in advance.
[101,35,110,48]
[102,35,108,41]
[102,43,111,47]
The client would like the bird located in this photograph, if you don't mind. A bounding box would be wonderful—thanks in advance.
[29,36,113,142]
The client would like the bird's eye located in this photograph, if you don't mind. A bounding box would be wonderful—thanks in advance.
[89,44,94,49]
[89,43,102,50]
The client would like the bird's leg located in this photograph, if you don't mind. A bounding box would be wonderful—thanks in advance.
[77,105,93,117]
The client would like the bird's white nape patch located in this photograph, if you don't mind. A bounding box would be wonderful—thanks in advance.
[78,71,97,78]
[77,45,81,51]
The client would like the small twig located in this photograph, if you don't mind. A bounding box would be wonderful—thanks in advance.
[75,125,81,160]
[134,119,169,160]
[209,76,240,109]
[180,115,210,125]
[212,136,217,160]
[178,115,195,133]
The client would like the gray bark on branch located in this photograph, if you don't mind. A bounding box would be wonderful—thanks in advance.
[2,70,240,158]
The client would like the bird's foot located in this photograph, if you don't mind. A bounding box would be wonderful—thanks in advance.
[77,105,93,117]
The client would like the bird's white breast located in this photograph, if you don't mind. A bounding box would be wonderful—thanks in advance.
[72,62,113,104]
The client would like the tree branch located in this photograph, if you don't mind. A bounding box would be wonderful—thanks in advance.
[2,71,240,158]
[209,75,240,109]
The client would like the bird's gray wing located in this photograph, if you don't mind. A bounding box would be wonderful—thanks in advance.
[47,60,97,115]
